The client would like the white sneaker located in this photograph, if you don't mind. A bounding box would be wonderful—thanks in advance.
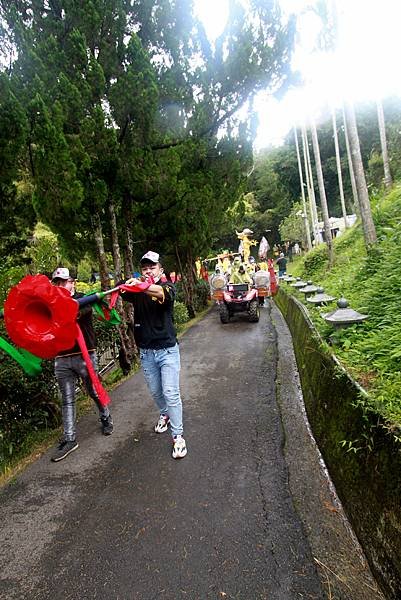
[154,414,170,433]
[172,435,187,459]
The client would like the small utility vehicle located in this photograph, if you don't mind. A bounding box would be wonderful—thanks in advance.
[218,283,260,323]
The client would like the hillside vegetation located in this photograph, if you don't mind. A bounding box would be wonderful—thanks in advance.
[288,185,401,431]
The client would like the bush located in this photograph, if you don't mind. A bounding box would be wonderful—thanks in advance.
[0,322,60,470]
[174,301,190,330]
[175,278,210,313]
[193,279,210,312]
[302,245,329,278]
[75,281,101,295]
[0,265,27,304]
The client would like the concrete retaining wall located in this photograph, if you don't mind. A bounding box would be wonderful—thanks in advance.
[275,288,401,599]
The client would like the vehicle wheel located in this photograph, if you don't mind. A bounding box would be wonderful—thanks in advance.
[219,303,230,323]
[248,300,260,322]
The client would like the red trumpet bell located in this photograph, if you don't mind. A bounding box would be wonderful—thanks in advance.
[4,274,79,359]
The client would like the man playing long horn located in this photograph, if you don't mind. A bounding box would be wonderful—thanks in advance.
[51,267,114,462]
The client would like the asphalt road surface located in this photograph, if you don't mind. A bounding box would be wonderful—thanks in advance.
[0,302,384,600]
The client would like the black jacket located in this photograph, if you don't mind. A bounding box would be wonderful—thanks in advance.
[120,281,177,349]
[56,292,97,357]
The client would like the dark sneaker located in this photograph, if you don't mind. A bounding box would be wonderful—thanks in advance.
[100,414,114,435]
[154,414,170,433]
[51,440,79,462]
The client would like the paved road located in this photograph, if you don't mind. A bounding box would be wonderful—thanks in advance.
[0,303,383,600]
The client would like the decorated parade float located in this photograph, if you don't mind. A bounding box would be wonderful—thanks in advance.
[208,229,278,324]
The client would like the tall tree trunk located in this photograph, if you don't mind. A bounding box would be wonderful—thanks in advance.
[123,195,134,279]
[342,104,359,213]
[175,245,195,318]
[302,123,320,244]
[343,101,377,247]
[120,197,137,354]
[92,212,110,290]
[376,98,393,190]
[109,196,122,282]
[310,117,334,265]
[294,127,312,250]
[108,196,136,373]
[331,107,348,227]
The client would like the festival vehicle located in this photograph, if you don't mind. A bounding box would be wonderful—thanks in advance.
[210,270,270,324]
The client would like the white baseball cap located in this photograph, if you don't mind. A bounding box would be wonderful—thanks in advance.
[52,267,71,280]
[140,251,160,264]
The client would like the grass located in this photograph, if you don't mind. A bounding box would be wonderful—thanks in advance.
[285,185,401,429]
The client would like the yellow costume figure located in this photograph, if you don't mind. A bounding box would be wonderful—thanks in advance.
[229,257,252,284]
[216,258,224,273]
[246,263,255,277]
[195,259,201,279]
[222,256,231,274]
[236,228,257,264]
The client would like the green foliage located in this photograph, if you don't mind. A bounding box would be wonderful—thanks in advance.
[173,301,190,330]
[367,150,385,192]
[1,0,296,297]
[75,281,99,295]
[289,185,401,427]
[250,98,401,247]
[26,224,60,275]
[193,279,210,312]
[0,73,36,262]
[0,321,60,471]
[302,244,329,278]
[0,265,27,305]
[279,200,310,246]
[247,145,294,243]
[76,257,94,282]
[175,278,209,315]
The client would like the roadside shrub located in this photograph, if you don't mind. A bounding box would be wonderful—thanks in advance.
[0,322,60,470]
[302,245,329,278]
[174,301,190,330]
[193,279,210,312]
[175,278,209,314]
[0,265,27,304]
[75,281,100,295]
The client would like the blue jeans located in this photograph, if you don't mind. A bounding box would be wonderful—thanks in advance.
[55,353,110,441]
[139,343,183,437]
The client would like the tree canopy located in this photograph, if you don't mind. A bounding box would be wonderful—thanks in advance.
[247,98,401,245]
[0,0,295,292]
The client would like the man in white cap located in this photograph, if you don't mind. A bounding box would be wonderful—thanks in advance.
[50,267,113,462]
[121,251,187,459]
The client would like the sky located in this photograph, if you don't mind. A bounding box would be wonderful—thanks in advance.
[194,0,401,149]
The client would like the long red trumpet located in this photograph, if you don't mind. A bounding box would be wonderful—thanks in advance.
[4,274,79,359]
[2,274,152,358]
